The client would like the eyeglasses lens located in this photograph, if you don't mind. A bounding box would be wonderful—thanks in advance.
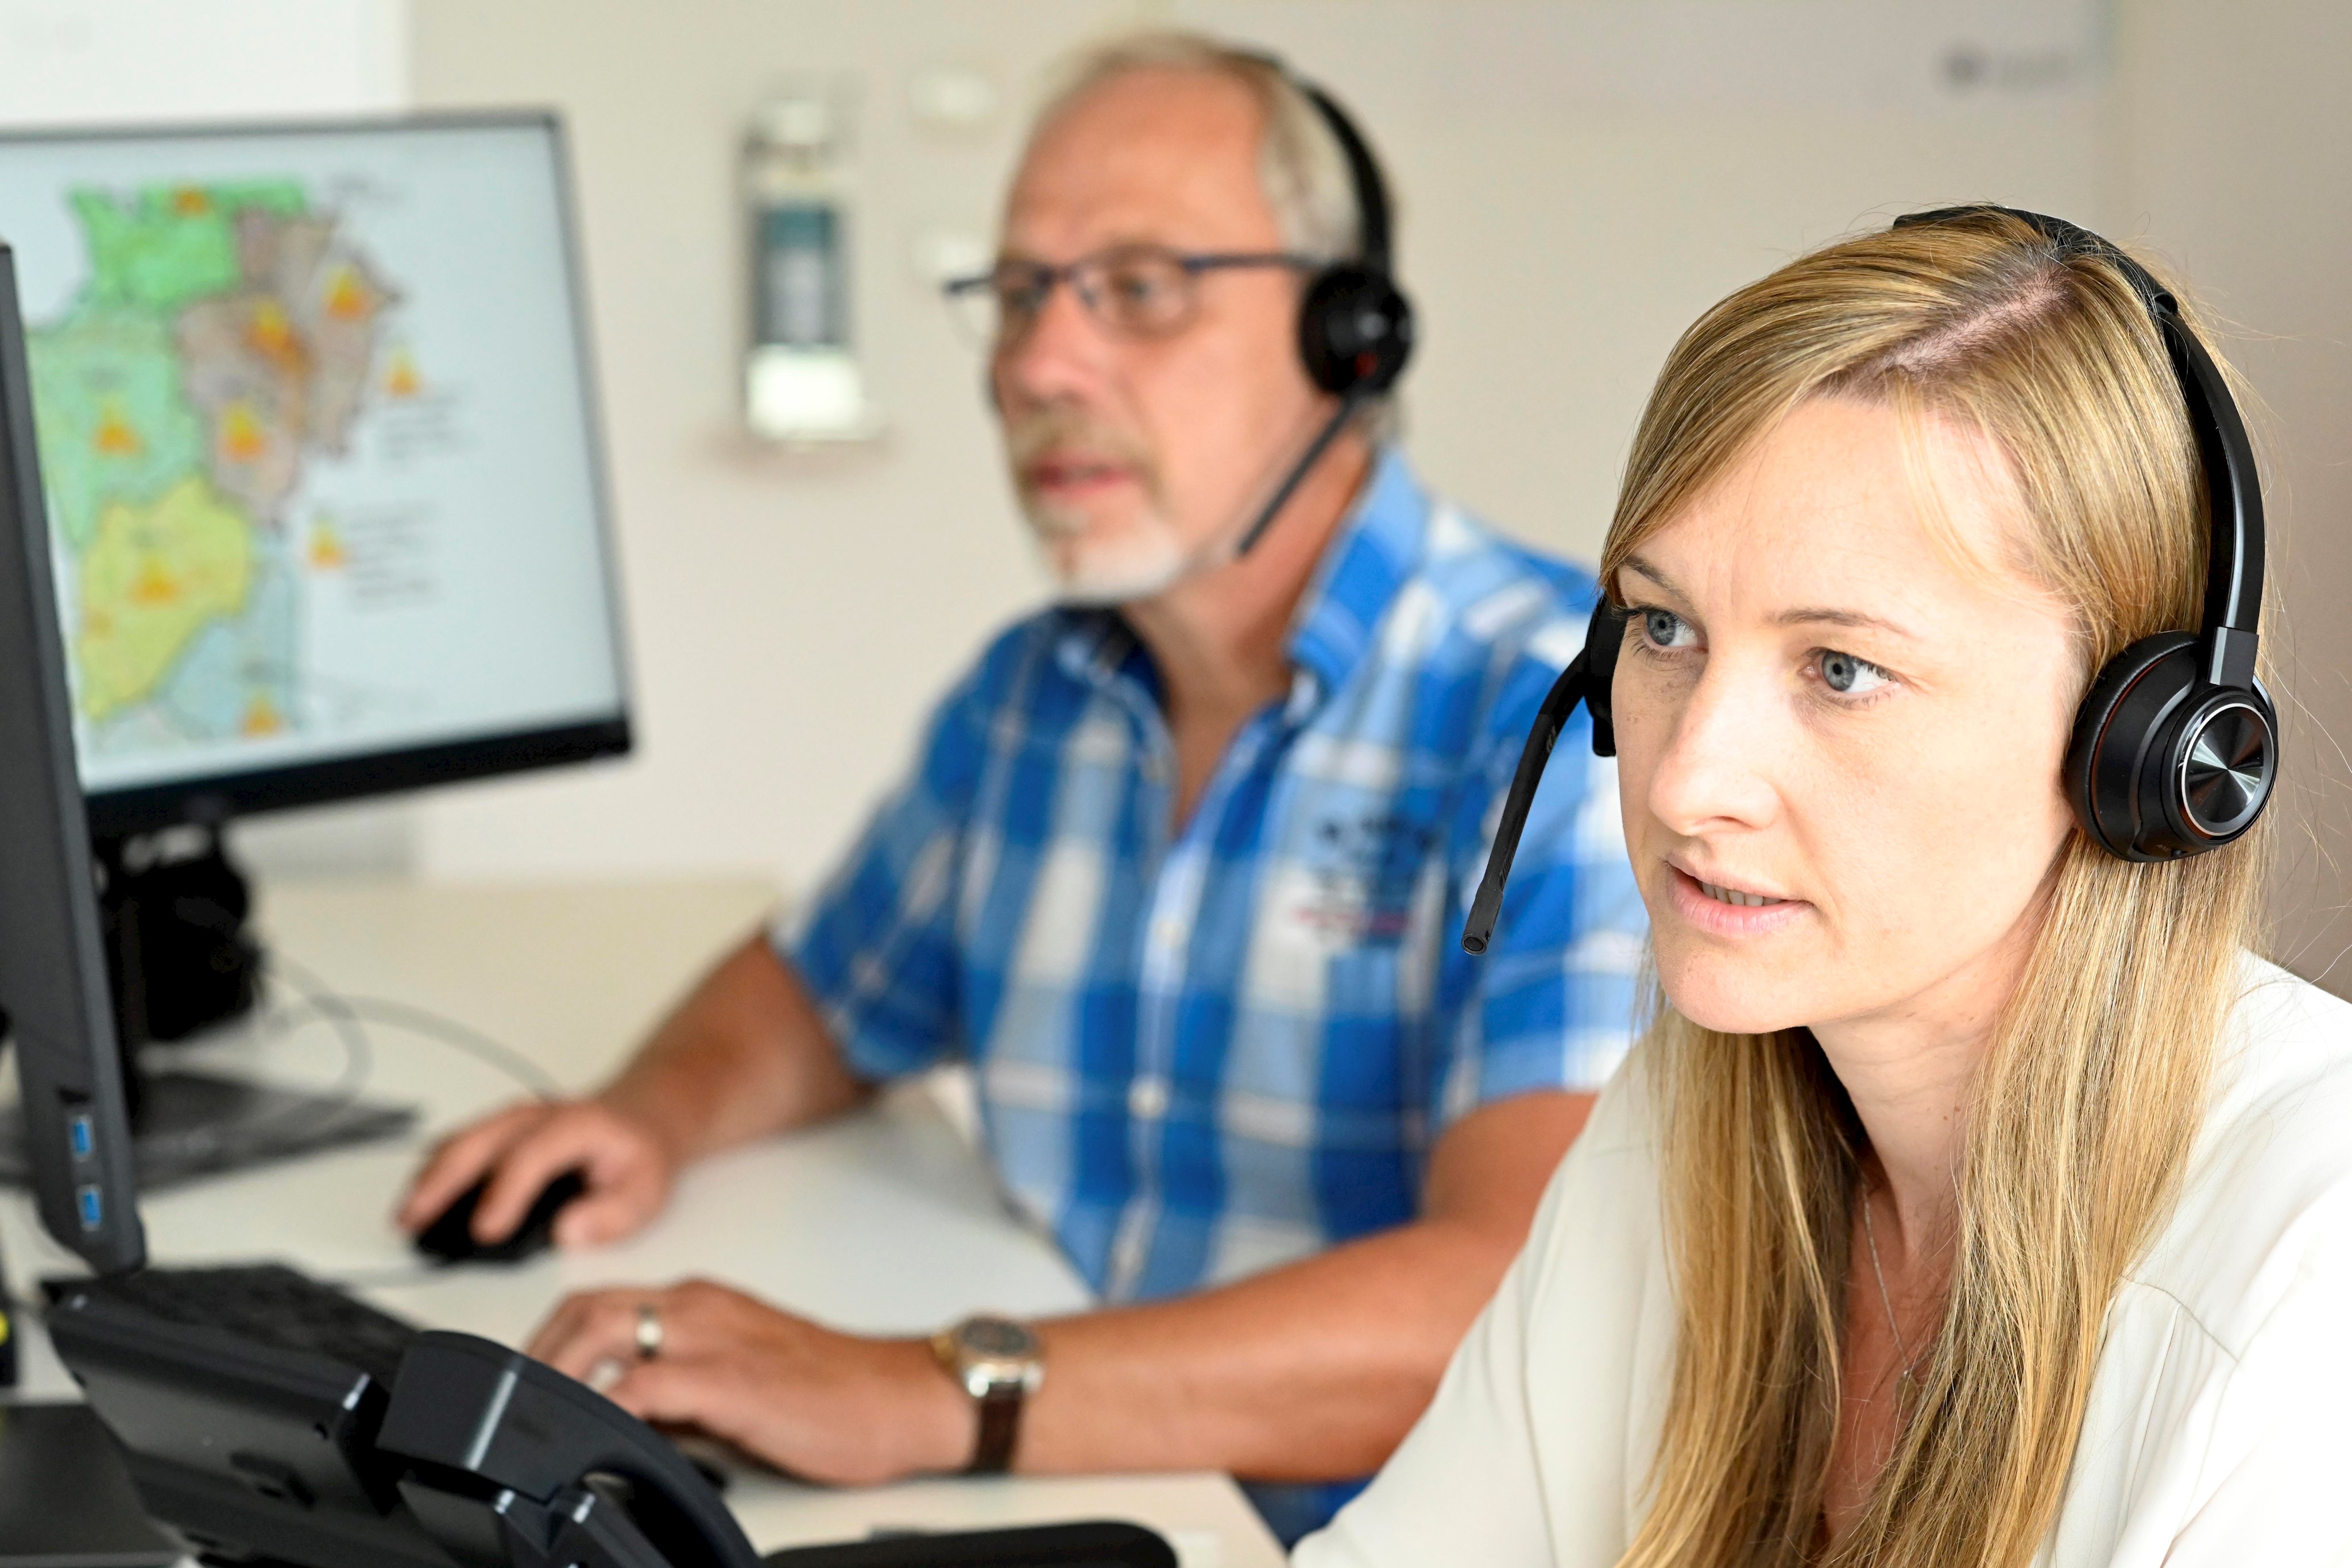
[949,251,1201,351]
[1080,251,1196,338]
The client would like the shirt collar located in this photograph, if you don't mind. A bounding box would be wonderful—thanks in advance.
[1047,446,1429,707]
[1283,447,1426,710]
[1050,605,1142,693]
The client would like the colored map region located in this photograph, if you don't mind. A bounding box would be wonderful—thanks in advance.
[26,180,400,744]
[74,476,253,719]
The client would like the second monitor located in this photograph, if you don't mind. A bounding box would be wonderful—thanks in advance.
[0,111,631,1180]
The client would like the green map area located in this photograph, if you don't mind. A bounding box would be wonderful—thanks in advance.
[28,179,400,744]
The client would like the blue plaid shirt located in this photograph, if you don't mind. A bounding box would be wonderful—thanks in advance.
[782,451,1643,1530]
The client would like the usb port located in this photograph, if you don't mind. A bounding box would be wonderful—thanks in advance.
[68,1114,92,1160]
[76,1184,102,1230]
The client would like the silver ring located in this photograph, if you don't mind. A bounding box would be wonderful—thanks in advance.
[635,1302,664,1361]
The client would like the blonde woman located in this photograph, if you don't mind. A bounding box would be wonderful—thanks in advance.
[1294,207,2352,1567]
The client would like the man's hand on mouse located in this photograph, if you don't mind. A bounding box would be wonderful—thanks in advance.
[526,1279,975,1487]
[396,1097,678,1250]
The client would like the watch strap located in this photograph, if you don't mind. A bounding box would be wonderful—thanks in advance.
[969,1382,1024,1474]
[930,1325,1034,1475]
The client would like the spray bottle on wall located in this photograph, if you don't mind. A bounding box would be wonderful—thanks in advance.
[742,82,883,443]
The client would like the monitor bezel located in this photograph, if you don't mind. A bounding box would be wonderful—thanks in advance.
[0,241,146,1273]
[0,108,636,837]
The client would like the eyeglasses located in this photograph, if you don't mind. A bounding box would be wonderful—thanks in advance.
[943,243,1317,349]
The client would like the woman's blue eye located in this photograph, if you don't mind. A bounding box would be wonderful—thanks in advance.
[1642,609,1695,649]
[1819,649,1891,695]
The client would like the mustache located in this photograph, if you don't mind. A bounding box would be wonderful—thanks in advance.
[1004,406,1156,481]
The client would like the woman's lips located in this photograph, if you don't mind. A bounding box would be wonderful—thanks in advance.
[1663,864,1809,937]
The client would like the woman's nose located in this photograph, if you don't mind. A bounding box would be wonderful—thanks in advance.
[1641,660,1785,838]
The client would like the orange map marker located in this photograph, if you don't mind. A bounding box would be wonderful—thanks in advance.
[241,694,285,736]
[94,400,141,458]
[384,347,422,398]
[172,188,210,216]
[324,266,373,322]
[308,520,348,570]
[130,557,179,607]
[220,403,267,464]
[248,299,297,363]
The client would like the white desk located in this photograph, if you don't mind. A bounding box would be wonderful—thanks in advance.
[0,878,1285,1568]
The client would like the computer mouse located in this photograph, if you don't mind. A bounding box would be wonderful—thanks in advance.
[413,1167,589,1265]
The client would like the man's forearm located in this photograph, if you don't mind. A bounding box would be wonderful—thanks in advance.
[1018,1215,1520,1481]
[1006,1090,1592,1482]
[599,931,873,1166]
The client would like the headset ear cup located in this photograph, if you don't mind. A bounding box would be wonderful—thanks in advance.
[2066,633,2197,860]
[2160,682,2277,849]
[2067,632,2280,861]
[1297,265,1414,396]
[1584,599,1626,758]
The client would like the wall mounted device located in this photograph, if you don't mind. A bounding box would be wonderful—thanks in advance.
[743,82,884,444]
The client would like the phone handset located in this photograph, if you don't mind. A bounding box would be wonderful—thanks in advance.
[376,1330,763,1568]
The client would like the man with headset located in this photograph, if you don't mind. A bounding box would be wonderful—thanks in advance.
[398,32,1642,1540]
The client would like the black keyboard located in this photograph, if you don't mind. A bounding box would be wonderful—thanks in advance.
[49,1263,420,1387]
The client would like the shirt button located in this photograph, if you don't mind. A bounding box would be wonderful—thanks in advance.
[1142,753,1170,787]
[1151,918,1184,953]
[1128,1078,1169,1120]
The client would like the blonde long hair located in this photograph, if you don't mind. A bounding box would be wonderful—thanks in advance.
[1607,212,2272,1568]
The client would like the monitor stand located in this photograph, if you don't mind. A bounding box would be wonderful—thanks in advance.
[0,827,416,1192]
[96,824,265,1055]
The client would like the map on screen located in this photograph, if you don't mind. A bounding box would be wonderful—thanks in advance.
[0,119,625,799]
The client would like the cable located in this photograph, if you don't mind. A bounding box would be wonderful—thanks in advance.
[156,895,558,1140]
[131,951,376,1172]
[260,953,563,1103]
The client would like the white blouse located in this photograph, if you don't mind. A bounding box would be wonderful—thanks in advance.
[1295,959,2352,1566]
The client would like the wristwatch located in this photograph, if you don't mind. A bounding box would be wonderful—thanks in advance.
[929,1314,1044,1474]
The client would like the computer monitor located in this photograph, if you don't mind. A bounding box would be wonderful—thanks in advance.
[0,111,630,1182]
[0,241,145,1274]
[0,111,630,835]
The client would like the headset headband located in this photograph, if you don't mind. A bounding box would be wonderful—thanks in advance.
[1238,51,1395,277]
[1892,206,2264,690]
[1291,80,1394,275]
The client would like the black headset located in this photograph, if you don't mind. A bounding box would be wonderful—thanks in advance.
[1285,74,1415,400]
[1460,204,2277,956]
[1230,57,1417,556]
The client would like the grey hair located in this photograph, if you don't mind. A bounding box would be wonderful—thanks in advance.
[1026,30,1402,444]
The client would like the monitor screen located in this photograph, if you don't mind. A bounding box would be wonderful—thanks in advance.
[0,113,629,834]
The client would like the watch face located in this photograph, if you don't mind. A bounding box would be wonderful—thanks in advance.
[960,1316,1038,1360]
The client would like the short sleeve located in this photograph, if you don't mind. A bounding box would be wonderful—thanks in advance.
[778,656,999,1082]
[1431,629,1648,1130]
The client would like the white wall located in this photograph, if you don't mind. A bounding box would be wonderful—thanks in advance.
[400,0,2112,900]
[2113,0,2352,989]
[17,1,2345,989]
[0,0,408,127]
